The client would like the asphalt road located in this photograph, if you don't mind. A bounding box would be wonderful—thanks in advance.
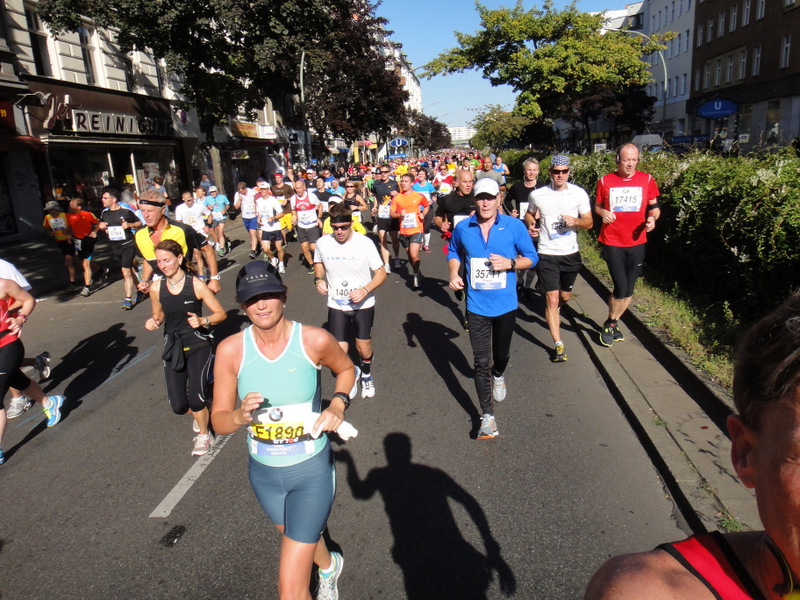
[0,224,687,599]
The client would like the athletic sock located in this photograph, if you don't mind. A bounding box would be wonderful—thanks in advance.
[319,552,337,576]
[361,354,373,376]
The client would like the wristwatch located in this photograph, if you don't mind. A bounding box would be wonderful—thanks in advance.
[332,391,351,409]
[509,259,517,270]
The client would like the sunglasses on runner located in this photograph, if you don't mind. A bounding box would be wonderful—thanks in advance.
[331,224,351,231]
[551,169,569,174]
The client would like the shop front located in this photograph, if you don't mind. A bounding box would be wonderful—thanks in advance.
[23,76,190,212]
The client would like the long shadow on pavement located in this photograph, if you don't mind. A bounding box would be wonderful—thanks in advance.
[402,312,479,431]
[336,433,516,600]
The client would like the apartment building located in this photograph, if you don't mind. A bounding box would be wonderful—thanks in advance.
[689,0,800,149]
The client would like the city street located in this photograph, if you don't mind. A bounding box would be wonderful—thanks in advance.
[0,224,687,599]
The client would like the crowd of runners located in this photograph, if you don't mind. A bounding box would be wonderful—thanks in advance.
[2,145,668,599]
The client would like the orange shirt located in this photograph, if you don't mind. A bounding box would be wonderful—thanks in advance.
[390,191,429,235]
[66,210,98,239]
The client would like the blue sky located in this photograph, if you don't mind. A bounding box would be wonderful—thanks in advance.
[376,0,627,128]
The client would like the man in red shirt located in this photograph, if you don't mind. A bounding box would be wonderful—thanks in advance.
[390,173,429,290]
[66,197,103,297]
[594,144,661,346]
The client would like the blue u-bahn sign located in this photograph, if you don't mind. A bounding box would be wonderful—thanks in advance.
[697,98,737,119]
[389,137,409,148]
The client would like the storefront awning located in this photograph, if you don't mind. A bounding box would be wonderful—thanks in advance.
[0,134,46,151]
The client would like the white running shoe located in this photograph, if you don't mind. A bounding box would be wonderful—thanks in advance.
[34,351,51,381]
[361,374,375,398]
[7,394,33,419]
[192,433,214,456]
[316,551,344,600]
[192,419,200,433]
[383,263,391,274]
[492,375,507,402]
[477,413,498,439]
[278,262,286,274]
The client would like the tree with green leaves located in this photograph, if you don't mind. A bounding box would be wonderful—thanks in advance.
[38,0,408,147]
[423,1,668,147]
[403,110,452,153]
[469,104,531,151]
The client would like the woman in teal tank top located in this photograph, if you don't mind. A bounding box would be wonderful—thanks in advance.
[212,262,355,600]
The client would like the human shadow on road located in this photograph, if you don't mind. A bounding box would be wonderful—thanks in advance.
[336,434,516,600]
[402,312,479,426]
[514,295,568,358]
[416,275,465,325]
[43,323,138,417]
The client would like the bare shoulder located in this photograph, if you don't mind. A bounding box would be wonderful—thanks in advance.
[216,330,244,359]
[300,323,337,352]
[584,548,715,600]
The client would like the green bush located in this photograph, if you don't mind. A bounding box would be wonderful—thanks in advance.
[568,148,800,328]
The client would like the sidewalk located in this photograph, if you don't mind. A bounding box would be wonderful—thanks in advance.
[568,268,760,533]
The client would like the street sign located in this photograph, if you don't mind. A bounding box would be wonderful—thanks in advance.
[389,137,408,148]
[697,98,737,119]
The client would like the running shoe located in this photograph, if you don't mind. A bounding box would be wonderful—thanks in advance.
[192,433,214,456]
[278,262,286,274]
[600,321,616,347]
[477,414,498,439]
[422,245,431,253]
[553,342,567,363]
[100,266,110,281]
[270,256,279,268]
[307,267,315,275]
[225,240,231,254]
[249,249,259,259]
[34,351,51,381]
[393,258,402,270]
[0,448,5,465]
[7,394,33,418]
[44,395,65,427]
[80,286,90,297]
[412,273,420,290]
[463,316,469,332]
[383,263,391,274]
[613,325,625,342]
[454,288,465,303]
[361,374,375,398]
[122,298,133,310]
[316,551,344,600]
[193,419,201,433]
[492,375,507,402]
[135,290,146,305]
[349,366,361,400]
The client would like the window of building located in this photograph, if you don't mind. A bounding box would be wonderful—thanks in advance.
[78,26,97,85]
[681,73,687,95]
[679,0,683,16]
[752,44,761,75]
[743,0,751,24]
[756,0,765,19]
[671,1,676,20]
[704,64,711,88]
[685,29,691,51]
[156,60,166,95]
[766,100,780,143]
[727,55,734,82]
[695,67,702,91]
[707,18,714,42]
[781,34,791,67]
[730,4,738,30]
[652,15,657,31]
[697,23,704,46]
[122,57,136,92]
[676,34,681,55]
[719,11,726,36]
[715,59,722,85]
[688,0,692,8]
[739,49,747,79]
[786,0,795,7]
[24,7,54,77]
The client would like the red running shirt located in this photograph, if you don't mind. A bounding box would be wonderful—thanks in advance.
[595,170,659,247]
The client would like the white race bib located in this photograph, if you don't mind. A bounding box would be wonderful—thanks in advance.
[549,217,570,239]
[453,214,468,227]
[49,217,66,230]
[402,213,418,229]
[469,257,507,290]
[378,204,391,219]
[73,238,82,251]
[519,202,529,218]
[299,210,317,226]
[212,210,224,221]
[107,226,126,241]
[609,187,643,212]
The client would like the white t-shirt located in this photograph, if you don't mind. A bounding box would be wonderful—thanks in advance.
[0,259,31,291]
[175,202,210,235]
[527,182,591,256]
[236,188,258,219]
[256,196,285,232]
[313,232,383,311]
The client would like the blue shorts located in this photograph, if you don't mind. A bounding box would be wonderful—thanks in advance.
[248,442,335,544]
[243,217,259,231]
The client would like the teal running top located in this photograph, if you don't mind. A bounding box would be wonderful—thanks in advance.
[238,321,325,467]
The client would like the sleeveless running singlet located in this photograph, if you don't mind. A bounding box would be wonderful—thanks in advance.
[658,532,767,600]
[160,275,202,337]
[0,297,19,349]
[238,322,325,468]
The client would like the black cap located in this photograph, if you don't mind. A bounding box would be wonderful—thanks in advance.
[235,262,287,303]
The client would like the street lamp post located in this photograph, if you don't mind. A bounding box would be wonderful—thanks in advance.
[300,48,312,166]
[623,30,668,136]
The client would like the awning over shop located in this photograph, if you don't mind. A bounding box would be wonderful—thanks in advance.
[0,134,46,151]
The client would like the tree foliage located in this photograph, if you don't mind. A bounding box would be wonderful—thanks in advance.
[469,104,531,150]
[38,0,408,144]
[403,110,451,152]
[423,1,666,132]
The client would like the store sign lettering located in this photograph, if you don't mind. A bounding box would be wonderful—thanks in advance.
[71,110,174,136]
[40,92,174,136]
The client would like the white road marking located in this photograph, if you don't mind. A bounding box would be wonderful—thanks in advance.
[149,433,234,518]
